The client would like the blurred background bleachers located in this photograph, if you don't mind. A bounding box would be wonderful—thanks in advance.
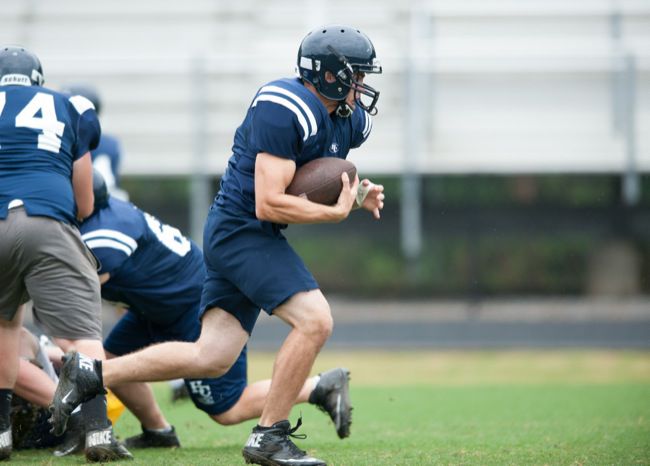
[3,0,650,298]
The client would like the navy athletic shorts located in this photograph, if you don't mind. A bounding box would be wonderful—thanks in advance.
[200,206,319,335]
[104,309,248,416]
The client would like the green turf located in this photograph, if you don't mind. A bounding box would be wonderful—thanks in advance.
[8,351,650,465]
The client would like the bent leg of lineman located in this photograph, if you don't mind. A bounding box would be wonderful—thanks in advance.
[49,308,249,435]
[123,346,351,448]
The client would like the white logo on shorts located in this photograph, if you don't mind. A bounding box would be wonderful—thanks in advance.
[188,380,215,405]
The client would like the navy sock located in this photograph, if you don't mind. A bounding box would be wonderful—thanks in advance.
[0,389,11,430]
[81,394,111,432]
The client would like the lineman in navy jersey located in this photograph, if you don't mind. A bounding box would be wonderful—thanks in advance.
[51,25,385,466]
[0,45,130,462]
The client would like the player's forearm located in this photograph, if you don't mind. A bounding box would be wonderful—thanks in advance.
[14,359,56,408]
[255,193,346,224]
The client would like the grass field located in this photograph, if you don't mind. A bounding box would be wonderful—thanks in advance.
[10,350,650,465]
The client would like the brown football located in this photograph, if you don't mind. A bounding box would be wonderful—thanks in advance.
[286,158,357,205]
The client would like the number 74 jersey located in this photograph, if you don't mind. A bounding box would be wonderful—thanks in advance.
[0,84,101,225]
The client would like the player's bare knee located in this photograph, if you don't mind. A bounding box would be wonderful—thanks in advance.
[210,412,239,426]
[298,306,333,344]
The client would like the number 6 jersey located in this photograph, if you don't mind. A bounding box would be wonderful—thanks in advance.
[80,196,205,325]
[0,84,101,224]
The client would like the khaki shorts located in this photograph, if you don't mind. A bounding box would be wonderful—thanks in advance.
[0,207,102,340]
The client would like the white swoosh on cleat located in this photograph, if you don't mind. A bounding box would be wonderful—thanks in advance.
[61,390,73,404]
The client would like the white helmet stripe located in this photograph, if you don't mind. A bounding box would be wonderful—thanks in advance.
[252,94,310,142]
[259,85,318,137]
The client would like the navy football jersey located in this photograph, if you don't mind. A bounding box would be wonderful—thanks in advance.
[0,84,100,224]
[216,77,373,217]
[80,197,205,325]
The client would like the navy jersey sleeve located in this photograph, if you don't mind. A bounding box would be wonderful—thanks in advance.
[81,227,138,274]
[68,95,101,160]
[350,107,373,149]
[82,229,138,274]
[249,97,306,161]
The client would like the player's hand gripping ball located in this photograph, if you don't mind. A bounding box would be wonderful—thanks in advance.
[286,158,357,205]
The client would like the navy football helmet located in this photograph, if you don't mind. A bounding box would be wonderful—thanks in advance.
[297,25,382,116]
[61,84,102,115]
[93,169,110,211]
[0,45,44,86]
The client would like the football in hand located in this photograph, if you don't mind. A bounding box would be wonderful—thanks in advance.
[286,158,357,205]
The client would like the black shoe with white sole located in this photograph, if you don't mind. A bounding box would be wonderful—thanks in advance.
[309,368,352,439]
[242,418,325,466]
[49,352,105,436]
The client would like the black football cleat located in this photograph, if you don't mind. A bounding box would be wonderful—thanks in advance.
[309,368,352,439]
[170,382,190,403]
[242,418,325,466]
[53,411,84,457]
[49,352,105,436]
[0,427,11,461]
[125,425,181,449]
[85,426,133,462]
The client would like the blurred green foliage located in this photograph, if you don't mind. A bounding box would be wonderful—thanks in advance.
[121,174,650,297]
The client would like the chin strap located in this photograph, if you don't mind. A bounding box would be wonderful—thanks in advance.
[336,102,353,118]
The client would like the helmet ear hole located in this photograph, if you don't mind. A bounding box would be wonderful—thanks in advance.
[324,71,337,84]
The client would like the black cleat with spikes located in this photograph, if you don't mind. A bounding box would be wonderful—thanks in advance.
[84,426,133,462]
[242,418,325,466]
[49,352,105,436]
[0,427,11,461]
[125,425,181,449]
[53,411,84,457]
[309,368,352,439]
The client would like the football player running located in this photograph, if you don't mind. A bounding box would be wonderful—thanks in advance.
[50,25,385,466]
[0,45,131,462]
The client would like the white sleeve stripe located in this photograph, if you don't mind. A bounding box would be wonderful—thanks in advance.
[84,238,133,256]
[69,95,95,114]
[252,94,310,142]
[81,229,138,251]
[259,85,317,136]
[363,112,373,139]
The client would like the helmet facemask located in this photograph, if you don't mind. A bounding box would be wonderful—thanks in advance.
[327,45,381,117]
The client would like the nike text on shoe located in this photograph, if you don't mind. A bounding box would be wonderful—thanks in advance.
[125,425,181,449]
[49,352,105,436]
[242,418,326,466]
[0,427,11,461]
[85,426,133,462]
[309,368,352,439]
[53,411,84,457]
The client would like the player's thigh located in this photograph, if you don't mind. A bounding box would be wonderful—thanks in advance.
[0,210,30,321]
[22,215,102,341]
[273,289,333,333]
